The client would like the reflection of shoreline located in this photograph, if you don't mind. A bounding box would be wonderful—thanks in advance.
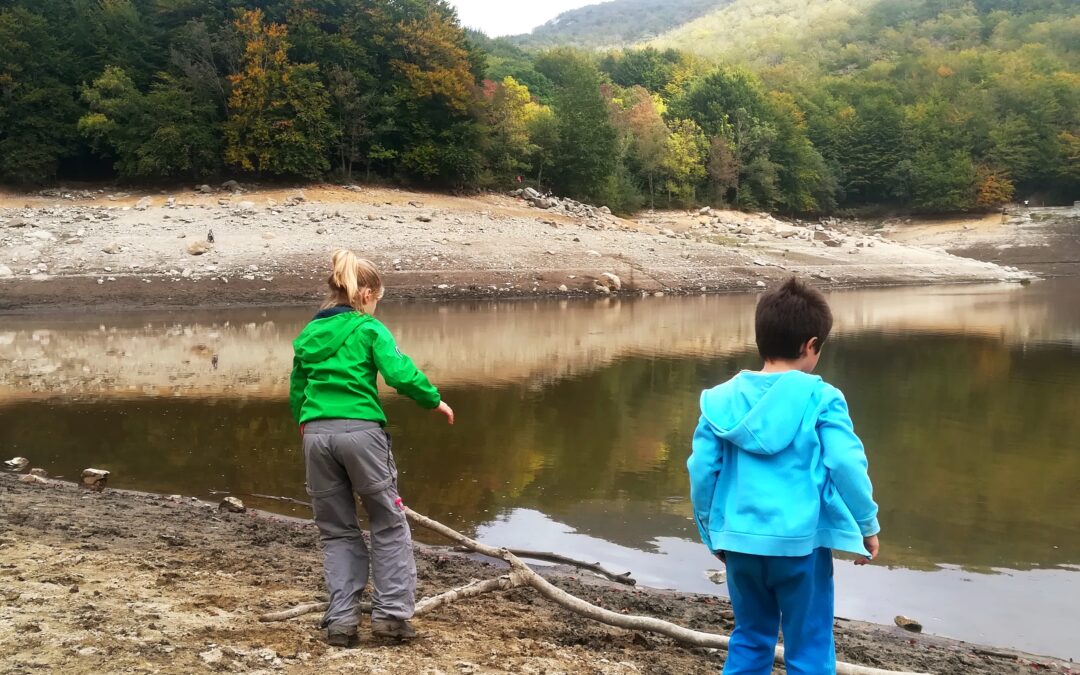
[1,281,1076,401]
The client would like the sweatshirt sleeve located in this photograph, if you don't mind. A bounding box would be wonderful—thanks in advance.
[289,355,308,424]
[371,323,441,409]
[818,387,880,537]
[687,415,723,551]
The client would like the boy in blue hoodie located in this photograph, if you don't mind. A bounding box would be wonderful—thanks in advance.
[687,277,880,675]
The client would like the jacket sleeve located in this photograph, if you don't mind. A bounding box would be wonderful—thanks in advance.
[371,323,441,409]
[687,415,723,551]
[818,387,880,537]
[289,355,308,424]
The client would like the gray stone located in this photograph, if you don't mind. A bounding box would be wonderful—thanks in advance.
[196,184,213,194]
[187,241,211,256]
[222,180,242,193]
[219,496,246,513]
[101,243,122,255]
[0,265,13,277]
[134,197,152,211]
[4,457,30,471]
[81,468,110,489]
[600,272,622,291]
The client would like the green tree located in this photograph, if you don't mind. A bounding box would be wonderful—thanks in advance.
[660,119,707,205]
[79,67,221,179]
[224,10,336,179]
[535,49,618,201]
[0,8,79,183]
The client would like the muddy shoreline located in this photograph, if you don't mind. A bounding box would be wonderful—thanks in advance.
[2,185,1047,313]
[1,473,1074,674]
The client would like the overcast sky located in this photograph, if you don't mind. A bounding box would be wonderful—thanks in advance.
[449,0,596,37]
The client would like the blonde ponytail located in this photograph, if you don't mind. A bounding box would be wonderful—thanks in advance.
[325,249,383,311]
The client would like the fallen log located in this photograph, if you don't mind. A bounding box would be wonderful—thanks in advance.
[454,546,636,586]
[259,507,928,675]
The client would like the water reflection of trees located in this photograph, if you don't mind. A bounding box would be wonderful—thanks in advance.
[2,332,1076,571]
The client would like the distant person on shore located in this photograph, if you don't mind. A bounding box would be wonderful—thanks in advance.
[687,277,880,674]
[290,250,454,647]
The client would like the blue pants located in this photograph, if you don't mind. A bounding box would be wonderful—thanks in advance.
[722,548,835,675]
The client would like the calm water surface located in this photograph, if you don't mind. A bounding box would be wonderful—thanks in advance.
[2,280,1078,658]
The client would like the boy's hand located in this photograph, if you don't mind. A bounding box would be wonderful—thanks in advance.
[855,535,879,565]
[435,401,455,425]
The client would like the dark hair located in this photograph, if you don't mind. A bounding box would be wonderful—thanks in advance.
[755,277,833,361]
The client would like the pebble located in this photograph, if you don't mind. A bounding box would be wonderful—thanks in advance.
[219,497,246,513]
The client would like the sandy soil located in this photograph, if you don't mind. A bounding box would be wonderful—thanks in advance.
[882,207,1080,277]
[0,184,1033,311]
[1,472,1074,675]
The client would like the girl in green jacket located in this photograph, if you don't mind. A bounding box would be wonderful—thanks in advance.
[290,249,454,647]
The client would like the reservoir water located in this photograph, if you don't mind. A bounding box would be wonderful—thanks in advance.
[2,280,1077,658]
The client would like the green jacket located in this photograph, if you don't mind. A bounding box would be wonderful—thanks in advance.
[289,308,441,425]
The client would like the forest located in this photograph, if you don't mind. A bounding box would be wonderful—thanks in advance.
[0,0,1076,214]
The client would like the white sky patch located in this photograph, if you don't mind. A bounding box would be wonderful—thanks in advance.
[449,0,597,37]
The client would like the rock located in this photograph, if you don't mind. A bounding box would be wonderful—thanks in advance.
[4,457,30,471]
[134,197,152,211]
[0,265,13,277]
[706,569,727,585]
[558,284,569,292]
[81,468,110,489]
[600,272,622,291]
[699,206,713,216]
[417,215,433,222]
[30,468,48,477]
[199,647,224,665]
[180,268,192,278]
[236,200,256,212]
[894,615,923,633]
[187,241,211,256]
[660,228,676,237]
[523,187,541,200]
[102,243,123,254]
[27,229,55,241]
[222,180,242,193]
[585,250,601,257]
[756,281,767,288]
[195,184,213,194]
[219,496,246,513]
[261,232,275,240]
[19,474,48,485]
[165,197,176,208]
[600,206,611,214]
[5,218,30,228]
[315,227,327,235]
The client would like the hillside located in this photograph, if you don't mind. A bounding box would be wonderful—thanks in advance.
[511,0,724,49]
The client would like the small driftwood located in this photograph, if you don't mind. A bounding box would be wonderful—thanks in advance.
[259,508,928,675]
[454,545,636,586]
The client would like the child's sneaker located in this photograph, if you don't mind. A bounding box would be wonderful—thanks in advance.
[326,625,359,648]
[371,619,417,640]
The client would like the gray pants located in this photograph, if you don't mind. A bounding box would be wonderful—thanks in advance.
[302,419,416,629]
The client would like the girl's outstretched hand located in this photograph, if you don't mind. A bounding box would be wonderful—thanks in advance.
[435,401,455,425]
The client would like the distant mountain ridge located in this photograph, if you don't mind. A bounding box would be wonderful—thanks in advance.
[511,0,725,49]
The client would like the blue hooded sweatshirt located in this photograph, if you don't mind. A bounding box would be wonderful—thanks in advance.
[687,370,880,558]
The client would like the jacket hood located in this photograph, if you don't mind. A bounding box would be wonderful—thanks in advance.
[700,370,821,455]
[293,311,370,364]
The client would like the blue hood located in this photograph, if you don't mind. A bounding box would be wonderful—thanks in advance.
[687,369,880,558]
[700,370,820,455]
